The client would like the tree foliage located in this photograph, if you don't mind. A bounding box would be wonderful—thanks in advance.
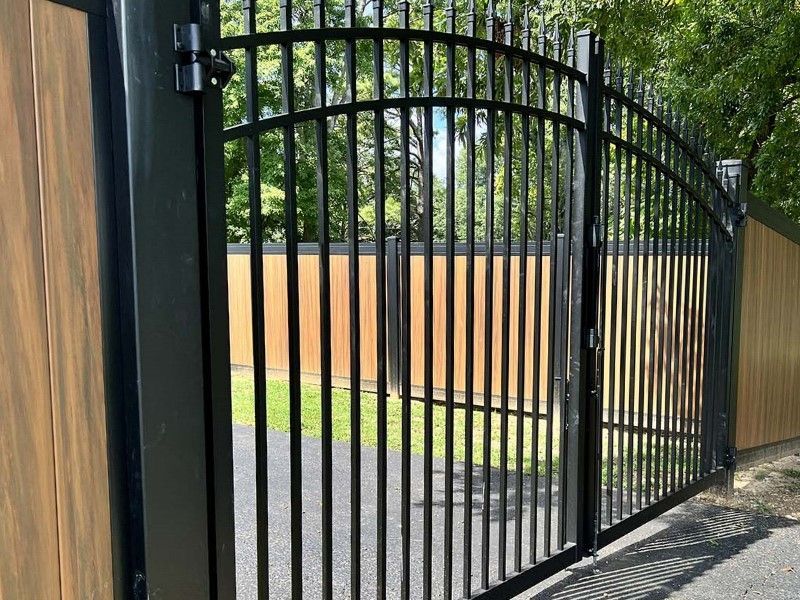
[222,0,800,244]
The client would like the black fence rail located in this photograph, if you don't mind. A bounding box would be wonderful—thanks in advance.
[200,1,744,599]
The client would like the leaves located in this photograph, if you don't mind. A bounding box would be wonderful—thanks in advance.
[221,0,800,245]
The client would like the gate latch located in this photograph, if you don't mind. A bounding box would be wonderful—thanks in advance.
[174,23,235,94]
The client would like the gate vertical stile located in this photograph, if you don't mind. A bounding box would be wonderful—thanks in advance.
[194,1,237,597]
[567,30,603,555]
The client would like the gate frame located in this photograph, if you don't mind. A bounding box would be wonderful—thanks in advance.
[111,2,745,597]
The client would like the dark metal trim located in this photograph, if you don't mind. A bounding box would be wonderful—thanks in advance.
[223,96,585,142]
[50,0,106,16]
[112,0,214,596]
[194,0,236,596]
[748,196,800,246]
[469,546,579,600]
[596,469,726,549]
[220,26,587,82]
[737,436,800,468]
[723,161,749,490]
[226,240,707,256]
[88,10,135,598]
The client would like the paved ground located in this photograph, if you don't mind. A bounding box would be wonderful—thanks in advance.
[232,425,800,599]
[526,502,800,599]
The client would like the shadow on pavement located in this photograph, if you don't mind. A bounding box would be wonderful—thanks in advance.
[531,503,798,599]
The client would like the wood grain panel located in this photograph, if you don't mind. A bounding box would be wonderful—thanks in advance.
[0,1,62,597]
[30,0,113,596]
[229,251,709,419]
[736,219,800,450]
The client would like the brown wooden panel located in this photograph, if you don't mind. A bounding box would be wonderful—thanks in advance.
[736,219,800,450]
[0,1,62,597]
[228,251,709,420]
[30,0,113,596]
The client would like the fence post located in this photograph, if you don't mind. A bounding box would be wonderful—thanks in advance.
[386,236,401,398]
[567,30,603,555]
[109,0,229,596]
[720,160,749,490]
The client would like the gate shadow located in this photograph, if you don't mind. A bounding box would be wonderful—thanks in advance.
[530,503,798,599]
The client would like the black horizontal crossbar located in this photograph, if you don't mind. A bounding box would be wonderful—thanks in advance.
[220,26,586,82]
[223,96,585,141]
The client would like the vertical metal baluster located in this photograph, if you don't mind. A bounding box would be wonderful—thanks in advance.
[702,163,719,474]
[654,101,673,500]
[498,1,514,579]
[398,3,412,598]
[515,5,532,573]
[544,22,561,558]
[463,2,477,595]
[684,191,699,488]
[676,125,692,489]
[668,119,686,494]
[608,65,623,520]
[481,2,497,589]
[616,69,633,519]
[313,1,332,596]
[601,58,613,525]
[444,1,457,596]
[689,138,705,483]
[671,117,688,493]
[372,1,388,595]
[556,30,576,551]
[529,14,547,563]
[638,84,654,509]
[646,95,664,505]
[422,3,435,597]
[670,118,688,493]
[626,74,643,514]
[678,142,695,489]
[662,108,679,496]
[344,0,361,595]
[280,0,304,595]
[242,0,269,596]
[693,197,708,482]
[698,185,709,477]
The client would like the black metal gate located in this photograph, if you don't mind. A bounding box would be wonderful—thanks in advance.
[184,1,742,598]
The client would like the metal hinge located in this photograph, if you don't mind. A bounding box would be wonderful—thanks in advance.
[174,23,235,94]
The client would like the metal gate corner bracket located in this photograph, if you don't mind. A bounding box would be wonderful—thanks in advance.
[174,23,235,94]
[724,446,737,469]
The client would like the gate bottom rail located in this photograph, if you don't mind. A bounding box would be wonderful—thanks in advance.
[596,469,726,550]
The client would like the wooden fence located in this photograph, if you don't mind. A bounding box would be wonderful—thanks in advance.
[2,1,113,597]
[228,244,708,416]
[735,201,800,451]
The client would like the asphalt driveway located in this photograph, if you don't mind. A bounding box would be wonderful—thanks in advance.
[232,425,800,599]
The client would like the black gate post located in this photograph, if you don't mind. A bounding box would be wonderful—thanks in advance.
[567,30,604,554]
[720,160,749,490]
[110,0,233,596]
